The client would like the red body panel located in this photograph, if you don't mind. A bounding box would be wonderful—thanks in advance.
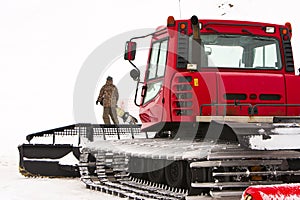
[138,18,300,131]
[285,74,300,115]
[243,184,300,200]
[216,72,286,116]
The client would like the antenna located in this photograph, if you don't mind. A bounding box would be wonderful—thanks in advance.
[178,0,182,19]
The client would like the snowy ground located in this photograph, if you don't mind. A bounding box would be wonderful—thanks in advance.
[0,148,122,200]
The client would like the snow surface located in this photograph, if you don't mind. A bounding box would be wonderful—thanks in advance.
[249,134,300,150]
[248,125,300,150]
[0,151,123,200]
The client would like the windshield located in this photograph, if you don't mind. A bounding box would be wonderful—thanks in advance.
[192,34,282,69]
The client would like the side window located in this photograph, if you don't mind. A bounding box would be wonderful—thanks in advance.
[157,40,168,77]
[148,43,160,79]
[147,39,168,80]
[253,43,280,69]
[143,81,163,104]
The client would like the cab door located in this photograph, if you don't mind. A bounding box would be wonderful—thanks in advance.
[139,39,169,127]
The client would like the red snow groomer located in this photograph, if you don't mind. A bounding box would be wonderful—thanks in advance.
[243,184,300,200]
[19,15,300,199]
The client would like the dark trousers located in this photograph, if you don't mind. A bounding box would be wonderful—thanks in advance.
[103,107,119,124]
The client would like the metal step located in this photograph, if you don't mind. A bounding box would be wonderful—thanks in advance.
[190,159,282,168]
[210,190,244,198]
[191,181,283,188]
[212,170,300,177]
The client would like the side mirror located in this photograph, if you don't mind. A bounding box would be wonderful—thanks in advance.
[130,69,140,81]
[124,41,137,61]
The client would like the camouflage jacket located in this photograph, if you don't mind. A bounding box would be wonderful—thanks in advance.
[97,81,119,107]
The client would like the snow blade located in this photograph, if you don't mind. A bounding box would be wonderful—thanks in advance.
[19,160,79,177]
[18,144,80,177]
[242,184,300,200]
[18,123,143,178]
[19,144,80,159]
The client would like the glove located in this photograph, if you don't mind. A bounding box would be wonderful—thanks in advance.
[96,98,104,106]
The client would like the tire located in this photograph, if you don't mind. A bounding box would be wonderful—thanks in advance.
[165,161,184,188]
[147,159,165,183]
[129,157,146,179]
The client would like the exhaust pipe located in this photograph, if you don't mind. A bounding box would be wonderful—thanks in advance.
[191,15,201,41]
[190,15,202,69]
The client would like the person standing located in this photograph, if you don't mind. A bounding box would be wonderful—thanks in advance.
[96,76,119,124]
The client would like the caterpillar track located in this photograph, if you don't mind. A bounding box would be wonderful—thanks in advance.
[18,121,300,199]
[79,150,188,200]
[78,138,300,199]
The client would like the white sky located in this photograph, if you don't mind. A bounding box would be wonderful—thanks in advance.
[0,0,300,154]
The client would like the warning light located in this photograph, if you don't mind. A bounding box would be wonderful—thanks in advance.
[282,29,288,35]
[167,16,175,27]
[282,28,290,40]
[285,22,292,38]
[180,23,186,30]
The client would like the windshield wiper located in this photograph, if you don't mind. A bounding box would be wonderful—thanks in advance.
[252,37,274,41]
[242,29,274,41]
[242,29,253,35]
[206,27,220,34]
